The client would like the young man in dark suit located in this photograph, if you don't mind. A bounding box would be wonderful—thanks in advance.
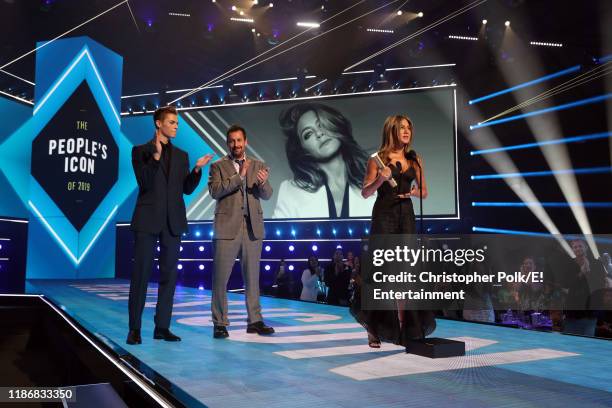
[127,106,213,345]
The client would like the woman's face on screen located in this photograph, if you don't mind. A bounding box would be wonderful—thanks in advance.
[297,111,342,160]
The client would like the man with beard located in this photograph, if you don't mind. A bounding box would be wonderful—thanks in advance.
[209,125,275,339]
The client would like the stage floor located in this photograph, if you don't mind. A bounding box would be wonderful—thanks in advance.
[27,279,611,408]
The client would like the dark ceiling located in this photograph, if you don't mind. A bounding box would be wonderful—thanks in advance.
[0,0,610,102]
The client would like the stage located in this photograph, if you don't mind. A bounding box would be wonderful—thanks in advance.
[27,279,611,408]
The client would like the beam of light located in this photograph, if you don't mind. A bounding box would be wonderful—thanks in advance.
[470,94,612,130]
[121,92,159,99]
[0,0,128,70]
[469,65,580,105]
[480,63,612,123]
[233,75,315,86]
[125,0,140,33]
[461,97,573,257]
[0,90,33,105]
[0,69,35,85]
[344,0,488,72]
[472,202,612,208]
[470,131,612,155]
[472,227,612,245]
[304,78,327,92]
[482,29,603,260]
[385,63,456,71]
[169,0,379,105]
[472,166,612,180]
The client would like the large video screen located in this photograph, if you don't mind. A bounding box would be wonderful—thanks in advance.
[180,87,458,220]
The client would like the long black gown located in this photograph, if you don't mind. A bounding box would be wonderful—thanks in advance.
[351,161,436,344]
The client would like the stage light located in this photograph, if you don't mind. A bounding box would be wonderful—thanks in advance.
[397,10,403,16]
[195,231,201,237]
[332,228,337,235]
[482,19,487,24]
[365,228,369,233]
[230,17,254,23]
[289,245,295,252]
[157,246,160,252]
[198,285,204,290]
[269,2,273,7]
[265,265,271,271]
[199,246,205,252]
[168,12,191,17]
[530,41,563,48]
[0,244,2,250]
[240,11,245,15]
[252,28,256,32]
[257,32,261,37]
[265,245,271,252]
[253,0,258,4]
[448,35,478,41]
[336,244,342,249]
[297,22,320,28]
[312,245,318,252]
[417,12,424,17]
[178,264,183,270]
[209,231,214,237]
[275,229,281,236]
[291,229,296,236]
[232,5,237,11]
[288,265,294,271]
[505,20,510,27]
[180,246,183,251]
[316,229,321,236]
[367,28,394,33]
[199,264,205,270]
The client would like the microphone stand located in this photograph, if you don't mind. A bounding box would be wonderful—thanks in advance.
[412,158,424,235]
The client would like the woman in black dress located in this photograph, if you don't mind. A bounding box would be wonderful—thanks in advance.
[352,114,436,347]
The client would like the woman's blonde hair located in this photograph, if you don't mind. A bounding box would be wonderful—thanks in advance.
[378,115,413,164]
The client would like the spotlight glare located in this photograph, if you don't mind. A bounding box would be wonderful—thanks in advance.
[397,10,403,16]
[505,20,510,27]
[232,5,237,11]
[252,28,256,32]
[417,11,424,17]
[482,19,487,24]
[240,10,244,15]
[269,2,273,7]
[297,21,320,28]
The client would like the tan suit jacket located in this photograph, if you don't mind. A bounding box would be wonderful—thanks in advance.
[208,156,272,239]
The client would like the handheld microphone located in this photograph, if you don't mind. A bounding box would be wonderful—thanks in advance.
[371,153,397,187]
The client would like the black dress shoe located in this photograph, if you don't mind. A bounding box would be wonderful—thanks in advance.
[246,321,275,335]
[126,329,142,345]
[153,327,181,342]
[213,325,229,339]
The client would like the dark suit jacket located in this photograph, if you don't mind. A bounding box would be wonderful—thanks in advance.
[208,156,273,240]
[130,140,202,235]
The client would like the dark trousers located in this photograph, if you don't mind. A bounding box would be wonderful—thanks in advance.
[128,221,180,330]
